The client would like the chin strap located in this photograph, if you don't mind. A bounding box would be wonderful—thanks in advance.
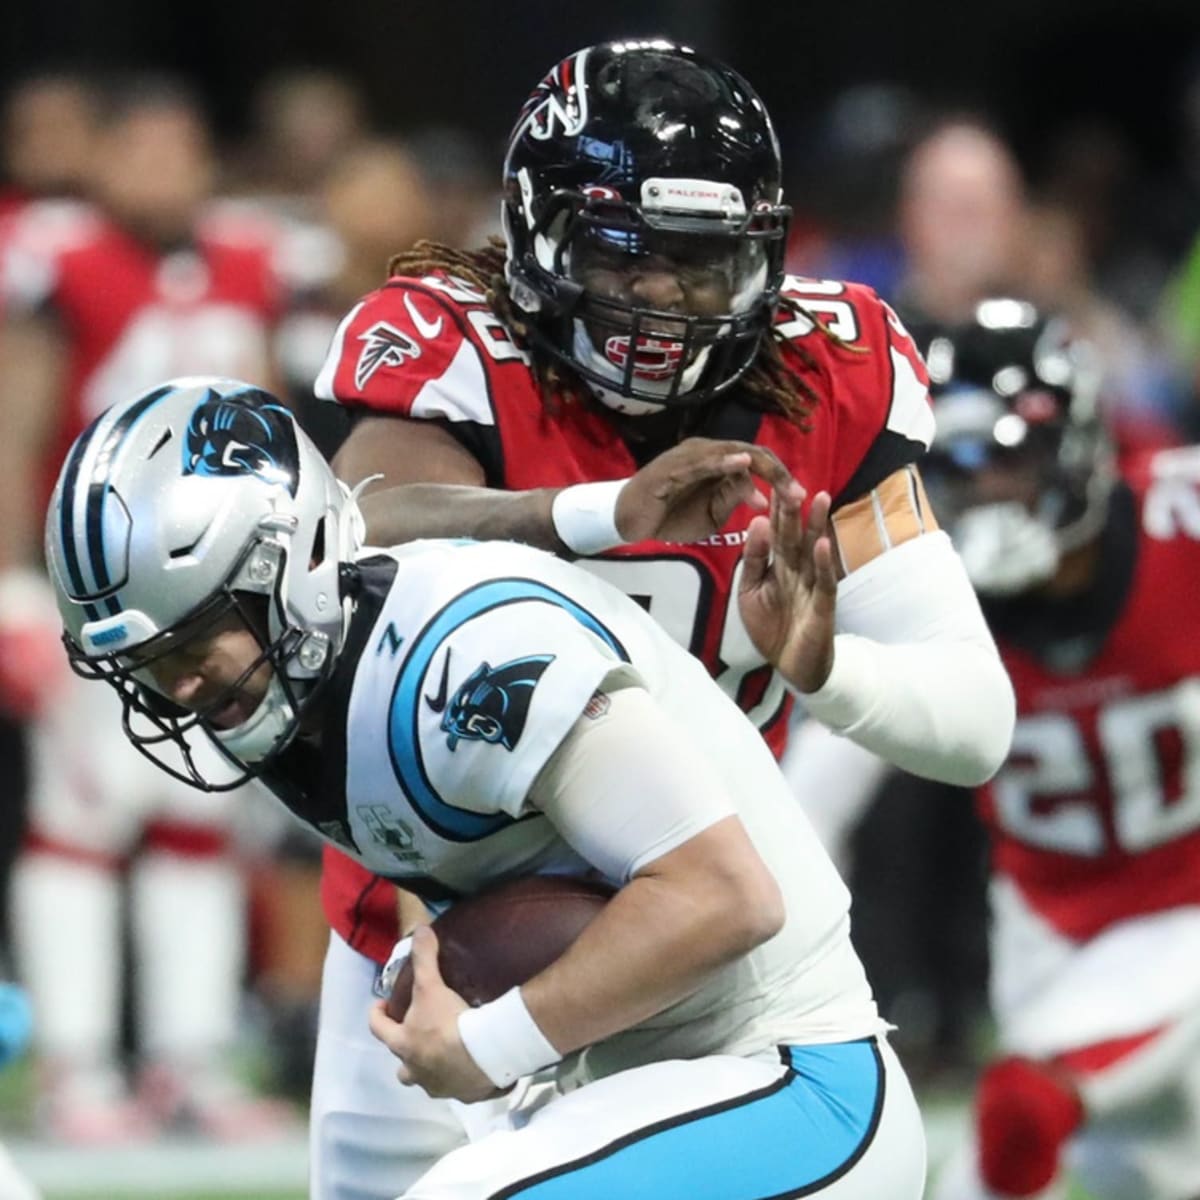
[339,476,376,554]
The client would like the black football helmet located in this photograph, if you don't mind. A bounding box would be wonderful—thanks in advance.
[502,39,791,413]
[921,298,1114,595]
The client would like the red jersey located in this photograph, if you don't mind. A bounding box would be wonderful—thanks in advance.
[979,446,1200,940]
[315,268,936,962]
[1,199,282,511]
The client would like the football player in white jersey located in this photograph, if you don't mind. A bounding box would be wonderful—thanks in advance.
[46,377,926,1199]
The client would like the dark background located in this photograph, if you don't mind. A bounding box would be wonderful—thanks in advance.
[5,0,1200,174]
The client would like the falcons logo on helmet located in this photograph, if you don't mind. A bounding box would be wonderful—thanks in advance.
[355,321,421,390]
[515,48,590,142]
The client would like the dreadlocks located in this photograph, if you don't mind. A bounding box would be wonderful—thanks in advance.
[385,238,854,428]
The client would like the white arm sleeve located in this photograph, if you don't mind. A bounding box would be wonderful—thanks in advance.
[796,531,1015,786]
[527,682,736,883]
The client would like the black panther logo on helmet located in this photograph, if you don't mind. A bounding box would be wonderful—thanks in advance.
[182,387,301,496]
[441,655,555,752]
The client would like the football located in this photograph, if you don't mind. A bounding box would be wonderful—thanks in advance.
[386,874,614,1020]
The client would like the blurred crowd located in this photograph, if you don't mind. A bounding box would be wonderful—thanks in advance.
[0,51,1199,1166]
[0,65,500,1151]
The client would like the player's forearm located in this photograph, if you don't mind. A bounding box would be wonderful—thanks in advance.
[520,852,781,1056]
[801,635,1013,785]
[798,532,1015,786]
[359,483,569,553]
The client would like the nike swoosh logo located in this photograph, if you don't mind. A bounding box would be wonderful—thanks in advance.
[424,648,451,713]
[404,292,444,340]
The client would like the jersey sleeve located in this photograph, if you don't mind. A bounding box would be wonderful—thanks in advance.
[397,593,637,822]
[312,277,500,428]
[831,290,936,506]
[777,278,936,507]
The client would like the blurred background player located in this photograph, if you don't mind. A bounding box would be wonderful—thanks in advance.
[891,116,1028,334]
[0,70,101,962]
[0,70,97,229]
[913,299,1200,1199]
[0,74,295,1142]
[275,137,439,461]
[229,68,371,218]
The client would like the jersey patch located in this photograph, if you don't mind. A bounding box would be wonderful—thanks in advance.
[442,654,555,751]
[355,320,421,389]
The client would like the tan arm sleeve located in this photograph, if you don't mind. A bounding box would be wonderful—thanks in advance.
[830,465,938,575]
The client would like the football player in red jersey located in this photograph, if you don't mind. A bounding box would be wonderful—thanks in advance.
[918,300,1200,1200]
[306,40,1014,1199]
[0,77,294,1142]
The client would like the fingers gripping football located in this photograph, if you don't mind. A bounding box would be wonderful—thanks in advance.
[385,875,613,1020]
[371,876,612,1101]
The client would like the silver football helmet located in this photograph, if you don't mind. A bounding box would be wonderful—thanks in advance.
[45,377,362,789]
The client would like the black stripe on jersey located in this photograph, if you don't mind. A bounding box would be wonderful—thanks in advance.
[263,554,504,913]
[435,417,507,487]
[698,390,766,445]
[833,428,928,512]
[490,1039,885,1200]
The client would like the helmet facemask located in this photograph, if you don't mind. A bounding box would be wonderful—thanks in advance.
[924,384,1113,597]
[508,184,788,413]
[65,535,335,792]
[921,301,1115,597]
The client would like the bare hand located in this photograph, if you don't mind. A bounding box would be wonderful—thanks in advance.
[367,926,500,1103]
[614,438,798,544]
[737,485,839,693]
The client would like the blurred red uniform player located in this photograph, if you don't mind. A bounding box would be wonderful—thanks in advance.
[0,76,293,1142]
[921,300,1200,1200]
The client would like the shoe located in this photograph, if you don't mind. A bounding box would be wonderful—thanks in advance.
[39,1061,156,1145]
[139,1059,301,1141]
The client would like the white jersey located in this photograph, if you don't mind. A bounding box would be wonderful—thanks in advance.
[263,538,885,1080]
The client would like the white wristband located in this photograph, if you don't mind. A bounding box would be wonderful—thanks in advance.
[456,986,562,1089]
[551,480,629,555]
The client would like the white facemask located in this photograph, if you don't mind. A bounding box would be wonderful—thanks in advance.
[952,502,1061,596]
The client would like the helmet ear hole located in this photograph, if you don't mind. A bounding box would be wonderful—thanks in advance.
[309,515,327,569]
